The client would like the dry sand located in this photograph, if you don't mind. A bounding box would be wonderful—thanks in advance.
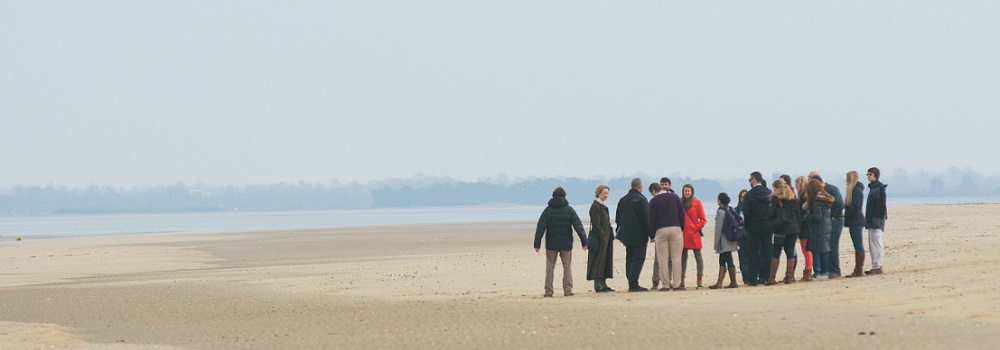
[2,204,999,349]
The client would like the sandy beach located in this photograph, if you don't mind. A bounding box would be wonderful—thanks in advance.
[2,203,999,349]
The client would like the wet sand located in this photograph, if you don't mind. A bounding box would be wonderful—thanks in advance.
[2,204,999,349]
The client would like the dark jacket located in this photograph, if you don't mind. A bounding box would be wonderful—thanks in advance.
[825,183,845,221]
[866,180,888,229]
[587,200,614,280]
[534,195,587,251]
[648,192,685,233]
[805,194,834,253]
[615,189,651,246]
[743,185,772,228]
[767,196,800,237]
[797,194,809,239]
[844,182,865,227]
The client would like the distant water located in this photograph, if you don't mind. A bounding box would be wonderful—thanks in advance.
[2,197,998,239]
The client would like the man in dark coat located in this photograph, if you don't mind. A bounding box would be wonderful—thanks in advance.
[743,171,772,286]
[534,187,588,297]
[615,178,651,292]
[865,167,888,275]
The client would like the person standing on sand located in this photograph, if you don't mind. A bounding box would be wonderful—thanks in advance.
[809,172,845,278]
[794,176,814,281]
[735,189,751,285]
[765,179,799,285]
[804,179,835,280]
[534,187,588,297]
[615,178,651,292]
[652,177,675,289]
[587,185,614,292]
[844,171,867,278]
[680,184,707,289]
[709,192,739,289]
[743,172,772,286]
[865,167,888,275]
[648,182,685,291]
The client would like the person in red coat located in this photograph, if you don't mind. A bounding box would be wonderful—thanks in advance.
[680,184,708,289]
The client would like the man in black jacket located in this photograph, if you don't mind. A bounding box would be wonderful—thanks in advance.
[743,171,772,286]
[615,178,652,292]
[534,187,588,297]
[865,167,888,275]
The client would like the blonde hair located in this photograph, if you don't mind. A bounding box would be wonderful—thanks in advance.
[845,171,859,206]
[594,184,610,198]
[769,179,796,200]
[794,176,808,198]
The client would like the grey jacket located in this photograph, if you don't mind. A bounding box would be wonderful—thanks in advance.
[714,207,739,254]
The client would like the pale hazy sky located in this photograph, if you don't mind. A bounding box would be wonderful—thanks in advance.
[3,2,999,188]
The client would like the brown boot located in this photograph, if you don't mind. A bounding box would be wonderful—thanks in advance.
[764,258,780,286]
[697,274,704,289]
[800,269,812,282]
[725,267,739,288]
[783,258,796,284]
[845,253,866,278]
[708,268,726,289]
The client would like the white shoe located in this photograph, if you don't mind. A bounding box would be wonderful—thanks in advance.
[814,274,829,281]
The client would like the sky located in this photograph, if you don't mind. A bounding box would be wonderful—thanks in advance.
[3,1,999,188]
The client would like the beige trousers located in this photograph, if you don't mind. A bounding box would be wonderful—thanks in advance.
[655,226,684,288]
[545,250,572,295]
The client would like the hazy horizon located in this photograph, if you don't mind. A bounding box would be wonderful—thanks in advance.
[4,2,999,188]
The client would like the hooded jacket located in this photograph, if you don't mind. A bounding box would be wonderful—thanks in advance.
[866,180,888,229]
[615,188,651,246]
[743,185,772,228]
[805,192,835,253]
[534,195,587,251]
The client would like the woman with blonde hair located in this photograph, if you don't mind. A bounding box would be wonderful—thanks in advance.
[765,179,800,285]
[587,185,615,292]
[804,179,836,280]
[794,176,813,281]
[680,184,708,289]
[844,171,867,278]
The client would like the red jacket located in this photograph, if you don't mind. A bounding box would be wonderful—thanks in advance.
[683,197,707,249]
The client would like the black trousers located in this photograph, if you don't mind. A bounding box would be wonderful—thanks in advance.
[746,224,773,285]
[624,243,647,288]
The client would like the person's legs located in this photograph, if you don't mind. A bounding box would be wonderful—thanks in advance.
[545,250,557,296]
[560,250,573,295]
[830,219,844,277]
[709,252,729,289]
[680,248,689,288]
[869,228,884,273]
[655,228,671,288]
[846,225,866,278]
[694,249,704,287]
[651,252,660,288]
[747,230,763,286]
[757,229,773,285]
[625,244,647,288]
[799,238,813,281]
[667,227,684,289]
[737,236,750,285]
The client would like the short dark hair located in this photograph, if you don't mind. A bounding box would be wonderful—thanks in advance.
[552,187,566,197]
[750,171,765,185]
[631,177,643,189]
[649,183,662,193]
[718,192,731,206]
[660,177,671,185]
[868,167,881,180]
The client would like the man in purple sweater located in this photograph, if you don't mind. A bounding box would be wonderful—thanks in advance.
[648,182,686,291]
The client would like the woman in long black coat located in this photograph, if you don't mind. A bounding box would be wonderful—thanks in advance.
[587,185,614,292]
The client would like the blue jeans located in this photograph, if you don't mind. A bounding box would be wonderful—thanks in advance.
[848,225,865,253]
[771,234,797,259]
[830,219,844,275]
[817,252,831,275]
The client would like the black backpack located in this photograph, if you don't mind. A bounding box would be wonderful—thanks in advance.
[723,207,746,241]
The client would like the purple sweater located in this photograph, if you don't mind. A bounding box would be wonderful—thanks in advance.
[648,192,686,237]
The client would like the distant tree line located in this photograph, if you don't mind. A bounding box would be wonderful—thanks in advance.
[2,168,999,215]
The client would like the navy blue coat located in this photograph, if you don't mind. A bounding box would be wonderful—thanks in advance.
[866,181,888,229]
[844,182,866,227]
[615,189,651,246]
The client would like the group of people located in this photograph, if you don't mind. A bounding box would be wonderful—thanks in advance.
[532,169,888,297]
